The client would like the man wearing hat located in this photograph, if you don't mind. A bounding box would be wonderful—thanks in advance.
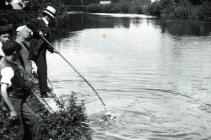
[27,6,56,98]
[0,41,42,140]
[0,25,12,59]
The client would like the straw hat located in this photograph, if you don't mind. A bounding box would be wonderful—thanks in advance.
[43,6,56,20]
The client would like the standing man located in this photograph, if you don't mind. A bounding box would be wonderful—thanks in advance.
[0,25,12,59]
[0,41,42,140]
[27,6,56,98]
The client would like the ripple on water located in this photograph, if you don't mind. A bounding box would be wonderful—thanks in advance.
[89,89,211,140]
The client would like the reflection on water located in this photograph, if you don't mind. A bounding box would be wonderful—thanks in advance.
[48,13,211,140]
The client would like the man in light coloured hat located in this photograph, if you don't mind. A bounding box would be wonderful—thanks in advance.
[26,6,56,98]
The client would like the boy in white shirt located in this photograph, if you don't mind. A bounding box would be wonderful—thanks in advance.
[0,41,41,140]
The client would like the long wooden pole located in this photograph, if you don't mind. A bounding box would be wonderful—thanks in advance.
[41,36,107,108]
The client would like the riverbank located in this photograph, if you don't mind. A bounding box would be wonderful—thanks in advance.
[0,9,93,140]
[81,0,211,21]
[145,0,211,21]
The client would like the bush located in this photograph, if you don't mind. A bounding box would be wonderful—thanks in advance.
[87,3,143,14]
[120,3,129,13]
[0,10,28,26]
[87,4,101,13]
[25,0,66,18]
[0,94,93,140]
[197,1,211,20]
[136,6,143,14]
[87,4,120,13]
[145,0,192,19]
[37,95,93,140]
[145,1,162,16]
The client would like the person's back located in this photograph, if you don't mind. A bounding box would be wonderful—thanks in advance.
[15,25,34,75]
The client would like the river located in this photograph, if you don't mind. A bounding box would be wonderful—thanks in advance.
[47,13,211,140]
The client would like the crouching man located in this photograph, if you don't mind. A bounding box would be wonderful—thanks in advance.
[0,41,42,140]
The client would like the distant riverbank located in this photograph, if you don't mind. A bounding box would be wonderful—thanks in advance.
[82,0,211,21]
[145,0,211,21]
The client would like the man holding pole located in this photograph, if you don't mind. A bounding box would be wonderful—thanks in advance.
[27,6,56,98]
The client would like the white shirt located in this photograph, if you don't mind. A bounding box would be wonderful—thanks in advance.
[42,17,49,27]
[0,42,5,57]
[1,67,14,87]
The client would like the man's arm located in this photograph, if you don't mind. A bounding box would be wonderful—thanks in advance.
[1,83,17,120]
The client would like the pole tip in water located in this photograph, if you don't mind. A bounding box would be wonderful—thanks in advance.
[103,111,116,121]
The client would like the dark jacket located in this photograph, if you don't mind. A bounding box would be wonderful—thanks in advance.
[15,38,32,75]
[26,18,54,61]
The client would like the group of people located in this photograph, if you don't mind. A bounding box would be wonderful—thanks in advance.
[0,6,57,140]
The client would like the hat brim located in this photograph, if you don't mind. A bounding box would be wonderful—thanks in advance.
[43,11,55,20]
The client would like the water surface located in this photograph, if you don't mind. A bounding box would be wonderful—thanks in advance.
[47,13,211,140]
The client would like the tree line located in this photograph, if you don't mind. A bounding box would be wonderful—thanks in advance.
[146,0,211,20]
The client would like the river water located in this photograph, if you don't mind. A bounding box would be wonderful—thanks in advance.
[47,13,211,140]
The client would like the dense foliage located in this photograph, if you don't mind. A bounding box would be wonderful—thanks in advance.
[87,0,150,14]
[145,0,211,20]
[0,10,28,27]
[0,94,93,140]
[87,2,144,14]
[0,0,66,26]
[61,0,99,5]
[25,0,66,18]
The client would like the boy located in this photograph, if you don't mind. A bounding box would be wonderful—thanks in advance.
[0,25,12,59]
[0,41,41,140]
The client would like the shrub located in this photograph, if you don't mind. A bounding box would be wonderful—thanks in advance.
[87,4,101,13]
[0,10,28,26]
[25,0,66,18]
[197,1,211,20]
[37,95,93,140]
[87,2,143,14]
[120,3,129,13]
[136,6,143,14]
[145,1,162,16]
[145,0,192,19]
[0,94,93,140]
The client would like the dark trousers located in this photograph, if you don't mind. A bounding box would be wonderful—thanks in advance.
[9,97,42,140]
[35,50,49,93]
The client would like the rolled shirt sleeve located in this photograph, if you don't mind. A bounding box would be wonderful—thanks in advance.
[0,43,5,57]
[1,67,14,87]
